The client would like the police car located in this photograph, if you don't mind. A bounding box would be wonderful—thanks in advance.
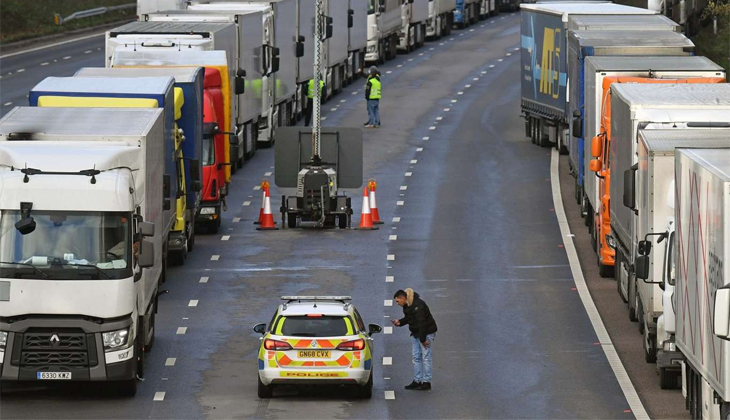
[253,296,382,398]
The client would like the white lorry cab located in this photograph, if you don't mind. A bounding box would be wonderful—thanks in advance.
[0,107,164,396]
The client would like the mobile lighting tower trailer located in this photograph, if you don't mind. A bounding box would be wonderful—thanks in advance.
[274,0,363,229]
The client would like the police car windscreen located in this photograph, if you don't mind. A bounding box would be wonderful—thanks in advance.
[281,316,349,337]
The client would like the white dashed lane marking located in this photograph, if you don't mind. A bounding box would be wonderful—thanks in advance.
[400,186,407,190]
[16,68,25,73]
[383,357,393,365]
[233,217,241,223]
[389,235,397,241]
[340,99,346,103]
[386,70,392,74]
[85,50,92,54]
[154,392,166,401]
[384,300,393,307]
[397,64,403,68]
[265,171,272,176]
[188,300,198,307]
[243,201,251,206]
[481,71,487,74]
[330,108,337,112]
[416,147,423,152]
[384,327,393,334]
[176,327,187,335]
[498,59,504,62]
[473,78,479,81]
[40,62,49,66]
[211,255,220,261]
[465,84,471,88]
[199,276,209,283]
[3,102,12,106]
[451,99,458,103]
[397,201,404,206]
[428,126,436,130]
[253,185,261,190]
[405,172,412,177]
[221,235,230,241]
[392,217,401,223]
[457,92,464,95]
[489,65,495,68]
[385,390,395,400]
[386,276,394,282]
[387,254,395,261]
[165,358,176,367]
[63,56,72,60]
[422,136,429,140]
[410,160,418,164]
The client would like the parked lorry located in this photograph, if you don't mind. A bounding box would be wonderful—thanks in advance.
[426,0,455,39]
[520,2,655,151]
[671,148,730,418]
[74,67,204,260]
[499,0,520,13]
[366,0,402,64]
[629,130,730,381]
[0,107,164,396]
[348,0,369,80]
[579,56,725,278]
[454,0,479,28]
[567,30,694,214]
[399,0,429,53]
[200,73,228,233]
[479,0,497,19]
[184,2,300,127]
[29,76,182,276]
[107,20,255,162]
[605,83,730,345]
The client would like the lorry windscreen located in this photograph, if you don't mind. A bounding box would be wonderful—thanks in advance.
[0,211,133,280]
[202,134,216,166]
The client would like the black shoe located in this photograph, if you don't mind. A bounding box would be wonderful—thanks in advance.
[404,381,421,390]
[363,122,370,126]
[417,382,431,391]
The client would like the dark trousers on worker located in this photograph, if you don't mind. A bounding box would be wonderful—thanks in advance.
[305,98,313,126]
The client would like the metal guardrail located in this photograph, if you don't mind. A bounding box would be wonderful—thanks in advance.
[54,3,135,26]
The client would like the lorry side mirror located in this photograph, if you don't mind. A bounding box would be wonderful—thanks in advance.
[296,41,304,58]
[638,239,652,256]
[237,68,246,78]
[589,159,602,173]
[635,255,650,280]
[591,135,602,158]
[15,202,36,235]
[235,77,245,95]
[623,165,637,211]
[139,239,155,269]
[190,159,200,182]
[572,117,583,139]
[714,288,730,340]
[324,16,333,40]
[348,9,354,27]
[139,221,155,237]
[163,174,171,197]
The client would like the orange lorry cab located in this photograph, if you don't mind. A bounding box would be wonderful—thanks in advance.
[588,76,726,277]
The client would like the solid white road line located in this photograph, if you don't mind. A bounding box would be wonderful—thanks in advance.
[386,276,394,282]
[188,300,198,307]
[0,30,106,59]
[383,357,393,365]
[153,392,166,401]
[176,327,187,335]
[385,390,395,400]
[550,149,649,420]
[165,358,176,367]
[211,255,220,261]
[200,276,209,283]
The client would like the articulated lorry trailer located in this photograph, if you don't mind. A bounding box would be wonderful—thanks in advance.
[672,148,730,419]
[519,2,655,152]
[399,0,429,53]
[0,107,164,396]
[606,83,730,353]
[580,55,724,275]
[366,0,402,64]
[108,20,256,159]
[74,67,204,263]
[567,29,695,212]
[479,0,497,19]
[630,129,730,390]
[426,0,455,39]
[28,76,182,276]
[348,0,368,80]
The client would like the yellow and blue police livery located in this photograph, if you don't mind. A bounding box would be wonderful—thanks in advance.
[253,296,382,399]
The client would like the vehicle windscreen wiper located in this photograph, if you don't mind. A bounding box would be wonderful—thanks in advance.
[0,261,49,279]
[58,262,111,279]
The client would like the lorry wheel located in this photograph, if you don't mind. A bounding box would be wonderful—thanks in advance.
[585,204,592,227]
[145,308,156,352]
[659,368,679,389]
[338,215,348,229]
[628,275,638,322]
[118,378,137,397]
[188,227,195,253]
[638,300,645,334]
[644,329,657,363]
[590,220,598,252]
[258,375,273,399]
[287,214,297,229]
[598,262,614,278]
[170,249,185,267]
[210,218,220,234]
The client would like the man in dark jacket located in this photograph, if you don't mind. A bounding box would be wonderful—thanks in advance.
[392,288,437,390]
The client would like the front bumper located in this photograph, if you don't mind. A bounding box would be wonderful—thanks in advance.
[657,349,683,370]
[196,201,221,223]
[1,316,135,382]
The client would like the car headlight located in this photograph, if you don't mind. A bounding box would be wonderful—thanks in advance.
[200,207,216,215]
[102,328,131,352]
[0,331,7,349]
[367,45,377,53]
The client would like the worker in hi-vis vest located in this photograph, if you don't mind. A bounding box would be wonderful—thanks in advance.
[305,78,325,126]
[364,66,381,128]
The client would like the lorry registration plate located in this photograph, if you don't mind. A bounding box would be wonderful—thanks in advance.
[298,350,331,358]
[37,372,72,380]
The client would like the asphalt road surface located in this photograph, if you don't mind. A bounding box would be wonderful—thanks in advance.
[0,13,687,420]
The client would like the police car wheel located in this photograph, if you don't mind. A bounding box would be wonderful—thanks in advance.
[357,372,373,399]
[258,375,273,399]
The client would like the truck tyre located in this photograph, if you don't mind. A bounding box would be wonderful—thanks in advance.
[659,368,679,389]
[187,224,195,253]
[599,261,614,278]
[638,300,645,334]
[585,204,592,227]
[118,378,137,397]
[644,328,657,363]
[537,122,550,148]
[145,306,156,352]
[170,248,185,267]
[357,373,373,399]
[338,215,348,229]
[287,214,297,229]
[377,41,385,65]
[628,274,638,322]
[720,402,730,419]
[230,144,238,174]
[258,375,273,399]
[590,219,598,253]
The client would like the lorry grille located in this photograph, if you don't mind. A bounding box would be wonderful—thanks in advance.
[18,328,96,367]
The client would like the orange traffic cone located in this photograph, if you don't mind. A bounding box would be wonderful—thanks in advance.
[368,179,383,224]
[254,180,269,225]
[356,187,378,230]
[257,188,278,230]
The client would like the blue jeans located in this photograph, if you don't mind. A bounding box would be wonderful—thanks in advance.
[367,99,380,126]
[411,333,435,383]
